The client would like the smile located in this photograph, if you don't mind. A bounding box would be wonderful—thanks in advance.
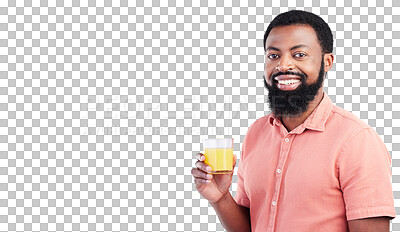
[275,77,301,91]
[274,76,302,91]
[277,79,300,85]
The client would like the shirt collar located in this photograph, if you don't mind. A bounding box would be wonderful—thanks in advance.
[268,92,333,133]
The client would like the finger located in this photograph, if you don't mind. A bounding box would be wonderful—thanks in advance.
[195,160,212,173]
[194,177,211,185]
[191,168,213,180]
[233,154,237,168]
[195,153,205,161]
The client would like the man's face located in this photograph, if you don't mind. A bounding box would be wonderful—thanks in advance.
[263,24,328,118]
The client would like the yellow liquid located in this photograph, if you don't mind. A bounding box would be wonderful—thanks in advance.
[204,148,233,174]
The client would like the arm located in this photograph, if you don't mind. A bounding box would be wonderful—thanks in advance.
[338,128,396,223]
[210,193,251,232]
[192,153,251,232]
[348,217,390,232]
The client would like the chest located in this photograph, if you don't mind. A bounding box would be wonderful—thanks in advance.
[243,132,342,200]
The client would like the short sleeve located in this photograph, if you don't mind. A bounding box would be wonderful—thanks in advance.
[338,128,396,221]
[234,129,250,208]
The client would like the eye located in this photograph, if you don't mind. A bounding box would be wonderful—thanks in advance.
[267,54,279,60]
[294,53,306,58]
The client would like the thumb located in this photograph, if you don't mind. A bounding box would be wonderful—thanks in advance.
[233,154,237,169]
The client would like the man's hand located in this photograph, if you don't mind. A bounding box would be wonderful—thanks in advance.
[191,153,237,203]
[191,153,251,232]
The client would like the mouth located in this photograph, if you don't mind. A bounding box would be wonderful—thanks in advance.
[274,75,302,91]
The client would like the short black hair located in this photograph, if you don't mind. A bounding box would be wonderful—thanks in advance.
[263,10,333,54]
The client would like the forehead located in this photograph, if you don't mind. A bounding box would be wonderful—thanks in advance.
[265,24,320,51]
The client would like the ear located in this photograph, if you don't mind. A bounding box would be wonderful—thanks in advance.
[323,53,334,73]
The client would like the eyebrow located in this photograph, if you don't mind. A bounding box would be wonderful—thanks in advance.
[266,44,310,52]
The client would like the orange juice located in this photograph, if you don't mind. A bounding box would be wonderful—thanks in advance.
[204,148,233,174]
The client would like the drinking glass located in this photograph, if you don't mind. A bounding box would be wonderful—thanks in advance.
[203,138,234,174]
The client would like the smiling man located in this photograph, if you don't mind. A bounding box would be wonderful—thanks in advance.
[192,10,395,232]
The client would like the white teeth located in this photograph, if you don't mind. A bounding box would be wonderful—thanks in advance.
[277,79,300,85]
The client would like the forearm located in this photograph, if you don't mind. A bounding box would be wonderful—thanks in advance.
[210,193,251,232]
[348,217,390,232]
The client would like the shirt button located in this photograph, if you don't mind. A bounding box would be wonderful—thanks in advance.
[284,138,289,142]
[277,169,282,174]
[272,201,277,206]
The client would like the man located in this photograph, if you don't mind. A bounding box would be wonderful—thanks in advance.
[191,10,396,232]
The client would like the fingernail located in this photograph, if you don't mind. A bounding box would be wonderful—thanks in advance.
[205,180,211,183]
[206,174,212,179]
[206,166,212,172]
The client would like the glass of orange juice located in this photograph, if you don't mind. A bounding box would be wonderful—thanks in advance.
[203,138,234,174]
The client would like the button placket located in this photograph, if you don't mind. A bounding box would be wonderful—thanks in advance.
[267,135,293,231]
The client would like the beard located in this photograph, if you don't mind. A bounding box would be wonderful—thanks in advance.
[263,58,325,118]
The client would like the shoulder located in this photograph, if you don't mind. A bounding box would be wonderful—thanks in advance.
[329,105,387,157]
[241,114,273,147]
[322,104,388,157]
[328,104,371,134]
[246,114,272,135]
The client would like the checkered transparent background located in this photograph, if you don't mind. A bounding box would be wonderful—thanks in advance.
[0,0,399,231]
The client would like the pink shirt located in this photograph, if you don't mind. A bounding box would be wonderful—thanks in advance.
[234,92,395,232]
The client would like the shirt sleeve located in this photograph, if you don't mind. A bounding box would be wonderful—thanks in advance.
[338,127,396,221]
[234,129,250,208]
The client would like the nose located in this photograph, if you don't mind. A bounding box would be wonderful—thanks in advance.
[276,54,294,72]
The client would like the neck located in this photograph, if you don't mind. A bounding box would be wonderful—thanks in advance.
[280,90,324,132]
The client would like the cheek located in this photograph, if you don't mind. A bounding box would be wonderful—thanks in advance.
[264,72,273,85]
[301,70,316,84]
[264,75,270,85]
[264,66,274,84]
[298,61,321,83]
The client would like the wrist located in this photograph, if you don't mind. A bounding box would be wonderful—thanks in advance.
[210,191,231,206]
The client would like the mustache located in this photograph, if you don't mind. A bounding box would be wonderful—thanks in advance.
[271,71,307,80]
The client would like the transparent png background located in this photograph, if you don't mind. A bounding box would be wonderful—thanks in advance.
[0,0,400,231]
